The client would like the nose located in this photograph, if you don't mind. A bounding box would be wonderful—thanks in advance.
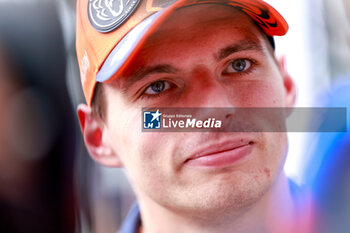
[175,66,237,130]
[180,66,234,108]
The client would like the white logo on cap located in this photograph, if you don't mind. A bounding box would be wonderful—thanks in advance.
[93,0,123,20]
[80,51,90,84]
[88,0,141,33]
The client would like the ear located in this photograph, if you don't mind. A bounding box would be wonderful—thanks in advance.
[77,104,123,167]
[278,55,296,110]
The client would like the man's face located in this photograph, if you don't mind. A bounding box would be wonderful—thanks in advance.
[100,5,294,217]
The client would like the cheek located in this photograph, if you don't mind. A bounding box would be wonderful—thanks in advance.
[117,132,180,197]
[224,80,285,107]
[265,133,288,178]
[105,90,178,188]
[245,132,287,188]
[108,108,174,181]
[110,110,143,164]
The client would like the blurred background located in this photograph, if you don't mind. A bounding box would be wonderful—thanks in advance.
[0,0,349,233]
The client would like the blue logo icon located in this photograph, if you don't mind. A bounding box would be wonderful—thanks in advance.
[143,110,162,129]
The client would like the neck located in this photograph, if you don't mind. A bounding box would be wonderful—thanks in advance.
[136,174,313,233]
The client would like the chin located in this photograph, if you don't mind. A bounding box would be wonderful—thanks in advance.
[163,169,273,220]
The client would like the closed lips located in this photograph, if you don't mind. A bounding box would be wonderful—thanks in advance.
[185,139,254,163]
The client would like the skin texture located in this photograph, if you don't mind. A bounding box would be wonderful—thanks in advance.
[78,4,298,233]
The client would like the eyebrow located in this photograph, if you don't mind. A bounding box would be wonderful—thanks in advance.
[121,39,264,91]
[216,40,264,61]
[122,64,179,92]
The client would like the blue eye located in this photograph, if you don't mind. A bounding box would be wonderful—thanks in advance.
[225,59,251,73]
[144,80,171,95]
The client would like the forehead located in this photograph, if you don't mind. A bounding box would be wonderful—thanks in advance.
[118,4,272,81]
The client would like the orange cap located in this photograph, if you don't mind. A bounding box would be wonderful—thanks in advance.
[76,0,288,106]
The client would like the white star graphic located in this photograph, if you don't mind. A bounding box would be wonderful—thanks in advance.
[151,110,162,122]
